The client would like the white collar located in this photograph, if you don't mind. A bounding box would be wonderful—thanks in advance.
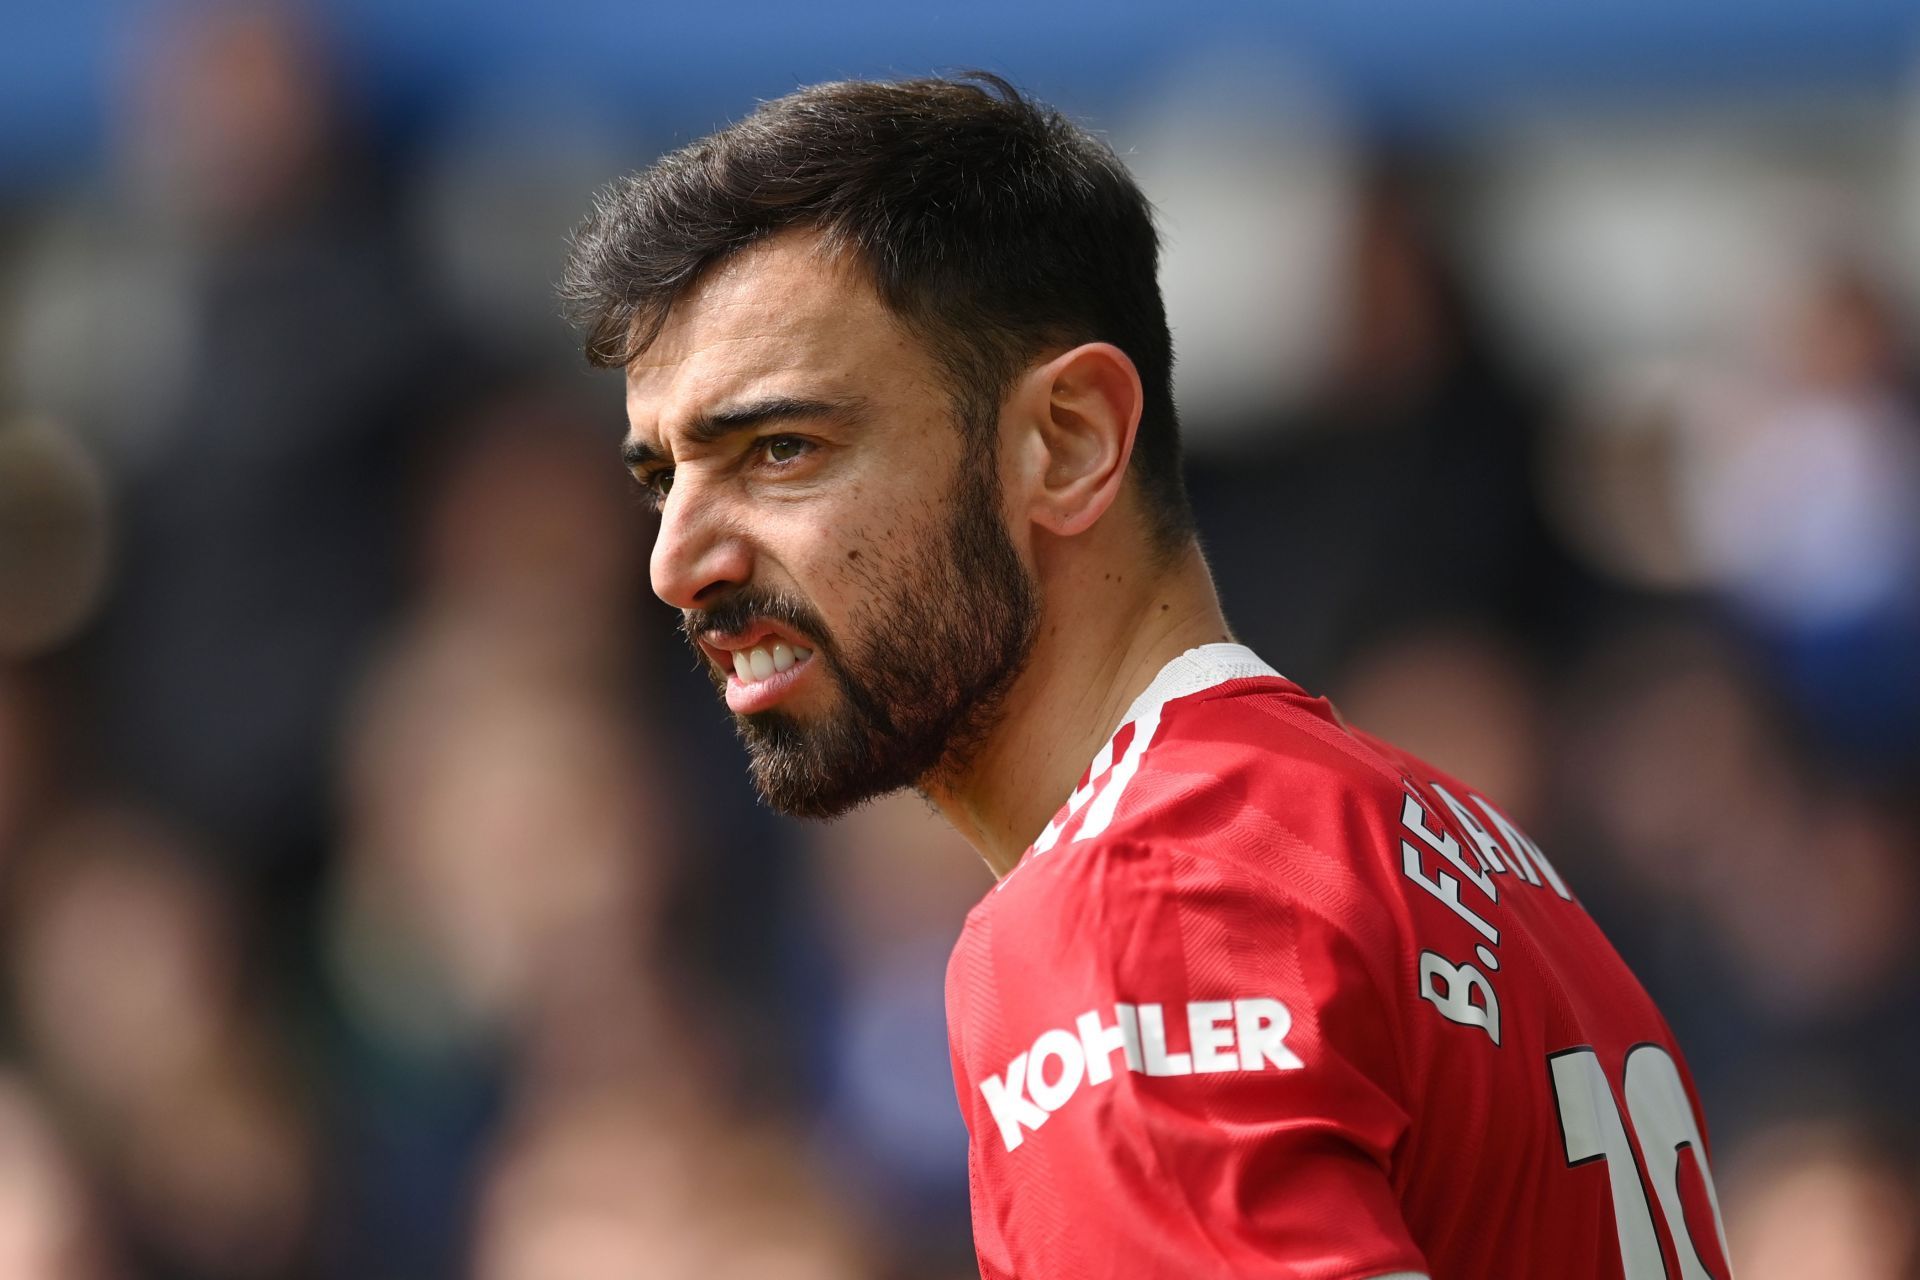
[1115,641,1282,729]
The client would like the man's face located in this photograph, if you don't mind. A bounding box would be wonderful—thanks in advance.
[624,233,1039,818]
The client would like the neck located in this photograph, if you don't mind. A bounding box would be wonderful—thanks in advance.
[924,539,1231,878]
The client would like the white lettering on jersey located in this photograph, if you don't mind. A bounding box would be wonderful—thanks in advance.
[982,997,1304,1151]
[1418,950,1502,1045]
[1076,1004,1143,1082]
[1401,783,1580,1047]
[1429,781,1509,883]
[1470,795,1573,900]
[1399,793,1500,944]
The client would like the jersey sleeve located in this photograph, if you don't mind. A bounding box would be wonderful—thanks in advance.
[948,836,1430,1280]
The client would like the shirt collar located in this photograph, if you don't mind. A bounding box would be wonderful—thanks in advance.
[1115,641,1282,731]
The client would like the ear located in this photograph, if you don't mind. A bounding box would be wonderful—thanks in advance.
[1012,342,1144,539]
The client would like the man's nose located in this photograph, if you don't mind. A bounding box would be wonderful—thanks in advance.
[649,486,752,610]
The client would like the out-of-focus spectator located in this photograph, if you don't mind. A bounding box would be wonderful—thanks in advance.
[0,1074,112,1280]
[1333,623,1547,822]
[331,657,668,1067]
[320,614,673,1279]
[1683,265,1920,759]
[310,395,685,1277]
[0,420,110,660]
[1546,263,1920,763]
[1681,264,1920,623]
[6,806,315,1279]
[11,4,453,866]
[10,809,241,1116]
[472,1087,869,1280]
[331,390,669,1074]
[1720,1119,1920,1280]
[1541,360,1716,594]
[409,388,650,655]
[1190,161,1563,690]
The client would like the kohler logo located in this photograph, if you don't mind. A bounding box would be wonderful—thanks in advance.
[982,997,1304,1151]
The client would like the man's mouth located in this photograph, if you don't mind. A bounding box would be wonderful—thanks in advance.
[697,623,821,714]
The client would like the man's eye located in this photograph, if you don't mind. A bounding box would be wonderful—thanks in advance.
[764,436,811,464]
[642,469,674,503]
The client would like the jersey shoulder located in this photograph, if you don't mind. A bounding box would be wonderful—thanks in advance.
[953,676,1419,1027]
[1113,673,1412,843]
[1000,674,1416,910]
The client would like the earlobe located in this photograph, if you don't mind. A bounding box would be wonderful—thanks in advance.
[1027,342,1144,539]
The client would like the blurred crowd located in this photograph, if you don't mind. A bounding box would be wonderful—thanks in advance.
[2,7,1919,1279]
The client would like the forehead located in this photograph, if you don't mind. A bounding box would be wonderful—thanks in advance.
[623,231,923,433]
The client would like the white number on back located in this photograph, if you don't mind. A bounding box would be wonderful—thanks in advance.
[1548,1045,1732,1279]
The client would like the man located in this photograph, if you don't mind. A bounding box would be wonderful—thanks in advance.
[564,75,1732,1280]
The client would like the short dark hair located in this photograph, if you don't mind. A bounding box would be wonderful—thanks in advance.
[561,73,1193,550]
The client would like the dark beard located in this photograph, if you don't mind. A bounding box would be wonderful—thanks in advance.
[681,448,1039,820]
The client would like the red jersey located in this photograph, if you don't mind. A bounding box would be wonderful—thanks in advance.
[946,644,1732,1280]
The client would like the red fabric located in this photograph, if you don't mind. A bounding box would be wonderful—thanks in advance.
[947,658,1724,1280]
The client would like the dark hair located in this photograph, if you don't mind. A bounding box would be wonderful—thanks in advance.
[561,73,1193,550]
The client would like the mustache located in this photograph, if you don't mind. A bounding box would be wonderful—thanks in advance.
[679,586,833,657]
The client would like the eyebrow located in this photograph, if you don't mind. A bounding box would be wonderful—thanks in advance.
[622,394,867,470]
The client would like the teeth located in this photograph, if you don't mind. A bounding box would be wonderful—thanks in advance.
[728,642,814,684]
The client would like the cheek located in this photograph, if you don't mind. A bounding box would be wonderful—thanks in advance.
[822,498,945,602]
[816,528,890,617]
[768,458,958,615]
[753,509,892,619]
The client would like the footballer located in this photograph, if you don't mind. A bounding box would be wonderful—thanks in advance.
[564,75,1732,1280]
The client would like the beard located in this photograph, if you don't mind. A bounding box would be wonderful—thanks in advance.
[681,445,1039,820]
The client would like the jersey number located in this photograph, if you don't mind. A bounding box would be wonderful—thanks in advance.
[1548,1045,1731,1279]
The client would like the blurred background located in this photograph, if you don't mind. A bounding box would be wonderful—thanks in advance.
[3,1,1920,1276]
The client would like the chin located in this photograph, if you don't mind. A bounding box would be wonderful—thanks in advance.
[747,763,898,821]
[735,714,907,821]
